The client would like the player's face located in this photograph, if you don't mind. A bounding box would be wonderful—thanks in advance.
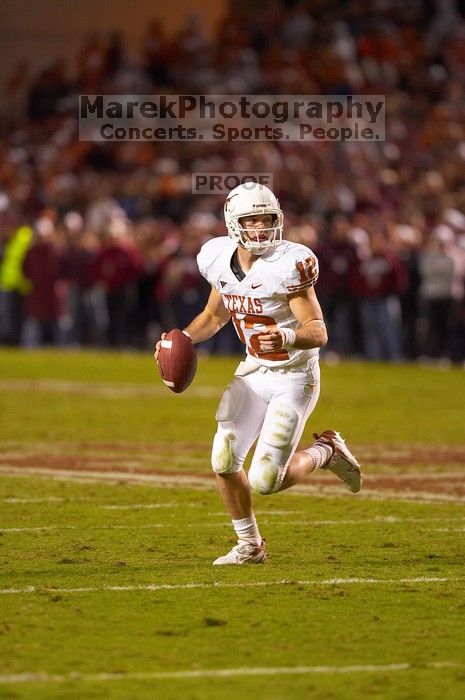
[239,214,275,243]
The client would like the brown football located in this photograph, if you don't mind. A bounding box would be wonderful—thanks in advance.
[157,329,197,393]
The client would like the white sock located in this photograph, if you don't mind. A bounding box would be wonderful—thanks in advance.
[232,515,261,546]
[303,443,333,469]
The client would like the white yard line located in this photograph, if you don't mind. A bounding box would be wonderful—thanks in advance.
[0,524,169,532]
[215,515,465,524]
[291,485,465,504]
[3,515,465,534]
[366,473,465,480]
[258,517,465,526]
[0,661,460,684]
[102,502,204,510]
[0,379,220,399]
[1,497,72,504]
[208,509,305,516]
[0,576,462,596]
[0,465,214,488]
[1,465,465,504]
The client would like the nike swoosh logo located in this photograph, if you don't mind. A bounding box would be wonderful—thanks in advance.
[251,283,262,289]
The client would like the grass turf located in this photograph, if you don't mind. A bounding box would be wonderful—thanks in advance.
[0,348,464,445]
[1,478,464,699]
[0,349,464,698]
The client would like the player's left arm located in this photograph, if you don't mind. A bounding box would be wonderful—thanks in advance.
[287,286,327,348]
[257,286,327,352]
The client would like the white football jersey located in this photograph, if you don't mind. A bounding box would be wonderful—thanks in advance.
[197,236,320,367]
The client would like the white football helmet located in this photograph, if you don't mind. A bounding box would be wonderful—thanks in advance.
[224,183,284,255]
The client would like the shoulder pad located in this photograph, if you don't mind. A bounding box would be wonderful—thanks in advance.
[267,241,319,293]
[197,237,231,282]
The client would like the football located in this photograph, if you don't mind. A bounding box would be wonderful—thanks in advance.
[157,329,197,393]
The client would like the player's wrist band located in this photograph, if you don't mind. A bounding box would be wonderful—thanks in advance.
[280,327,296,349]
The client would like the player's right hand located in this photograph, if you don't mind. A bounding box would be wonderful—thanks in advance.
[256,330,284,353]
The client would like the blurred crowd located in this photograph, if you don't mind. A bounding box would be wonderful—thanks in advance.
[1,0,465,363]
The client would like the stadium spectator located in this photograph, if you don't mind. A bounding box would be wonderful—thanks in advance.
[0,208,33,345]
[90,215,143,347]
[390,223,423,360]
[353,229,407,361]
[61,211,98,346]
[418,225,465,361]
[133,217,178,347]
[21,216,64,348]
[159,214,212,331]
[27,59,69,121]
[317,215,359,358]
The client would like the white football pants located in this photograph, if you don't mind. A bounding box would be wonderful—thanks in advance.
[211,356,320,494]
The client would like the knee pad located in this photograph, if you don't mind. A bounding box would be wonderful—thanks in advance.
[211,431,239,475]
[249,404,299,495]
[212,378,248,475]
[248,452,279,495]
[260,403,299,450]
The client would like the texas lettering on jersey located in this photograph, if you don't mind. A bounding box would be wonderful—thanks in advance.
[197,236,320,367]
[223,294,263,315]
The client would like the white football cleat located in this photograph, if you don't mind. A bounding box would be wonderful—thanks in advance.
[213,540,266,565]
[313,430,362,493]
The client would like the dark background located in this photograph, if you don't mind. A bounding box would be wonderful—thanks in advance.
[1,0,465,363]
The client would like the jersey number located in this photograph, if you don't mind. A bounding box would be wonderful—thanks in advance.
[296,257,317,285]
[229,312,289,361]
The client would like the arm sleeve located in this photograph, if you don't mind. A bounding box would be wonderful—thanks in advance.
[284,249,319,293]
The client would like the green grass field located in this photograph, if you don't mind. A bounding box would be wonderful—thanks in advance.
[0,349,464,699]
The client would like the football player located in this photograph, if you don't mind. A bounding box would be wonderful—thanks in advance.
[155,183,362,565]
